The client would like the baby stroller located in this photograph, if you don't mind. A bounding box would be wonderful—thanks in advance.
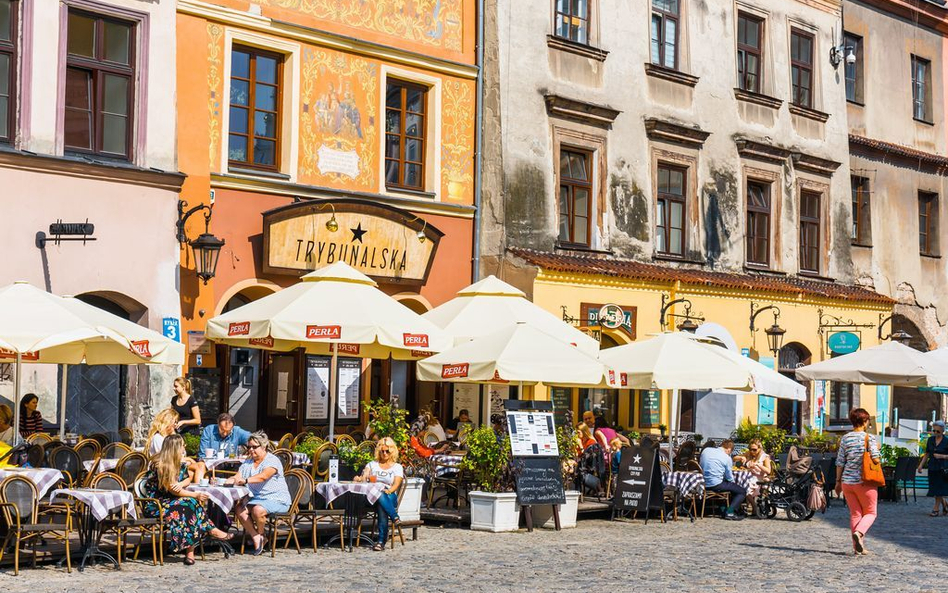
[755,446,819,521]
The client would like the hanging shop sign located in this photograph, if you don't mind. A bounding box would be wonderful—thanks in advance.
[262,199,443,284]
[580,302,636,340]
[827,331,860,354]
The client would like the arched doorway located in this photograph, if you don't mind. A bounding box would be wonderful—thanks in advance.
[778,342,811,435]
[890,314,939,423]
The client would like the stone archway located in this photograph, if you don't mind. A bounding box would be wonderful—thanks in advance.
[394,293,433,314]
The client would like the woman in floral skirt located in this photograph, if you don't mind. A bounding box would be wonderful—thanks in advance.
[143,434,233,564]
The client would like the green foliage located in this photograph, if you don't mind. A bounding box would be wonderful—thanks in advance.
[556,424,578,487]
[460,425,512,493]
[183,433,201,457]
[338,441,374,473]
[658,424,668,432]
[879,443,911,467]
[627,430,642,443]
[731,418,787,455]
[293,433,323,459]
[364,399,410,452]
[799,426,839,452]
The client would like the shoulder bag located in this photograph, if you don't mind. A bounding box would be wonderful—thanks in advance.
[861,433,885,487]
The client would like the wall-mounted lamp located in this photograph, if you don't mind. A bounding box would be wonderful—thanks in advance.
[750,303,785,357]
[829,44,856,70]
[314,201,339,232]
[659,294,704,331]
[878,313,913,344]
[177,200,225,285]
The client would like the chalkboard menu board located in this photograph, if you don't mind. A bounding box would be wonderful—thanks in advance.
[188,368,222,424]
[513,456,566,505]
[550,387,572,428]
[612,444,664,518]
[639,390,662,427]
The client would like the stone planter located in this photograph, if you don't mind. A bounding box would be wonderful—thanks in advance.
[397,477,425,522]
[469,491,520,532]
[533,490,580,529]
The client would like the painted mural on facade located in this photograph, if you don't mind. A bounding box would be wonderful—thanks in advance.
[207,23,225,170]
[440,78,474,202]
[300,48,379,189]
[254,0,463,52]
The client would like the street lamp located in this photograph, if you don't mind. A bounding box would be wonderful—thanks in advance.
[677,318,700,333]
[750,302,786,357]
[878,313,913,345]
[177,200,226,285]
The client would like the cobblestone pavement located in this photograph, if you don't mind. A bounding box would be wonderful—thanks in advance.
[2,501,944,593]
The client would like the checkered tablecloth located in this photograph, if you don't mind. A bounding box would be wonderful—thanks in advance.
[663,471,705,498]
[430,454,465,477]
[315,481,386,505]
[187,485,252,513]
[733,470,759,495]
[50,488,137,521]
[0,468,65,499]
[203,457,244,470]
[82,459,118,475]
[291,452,309,466]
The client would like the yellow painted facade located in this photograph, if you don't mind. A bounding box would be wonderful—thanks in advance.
[525,270,892,438]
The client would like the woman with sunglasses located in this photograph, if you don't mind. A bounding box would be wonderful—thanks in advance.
[228,431,291,555]
[356,436,403,551]
[919,420,948,516]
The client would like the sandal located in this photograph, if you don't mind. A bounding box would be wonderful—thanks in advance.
[930,510,941,517]
[372,543,384,552]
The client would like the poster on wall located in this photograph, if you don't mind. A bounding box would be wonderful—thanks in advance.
[550,386,572,427]
[337,357,362,421]
[305,356,330,422]
[452,384,480,426]
[488,385,508,418]
[814,381,826,429]
[876,385,891,426]
[757,396,776,425]
[506,411,559,457]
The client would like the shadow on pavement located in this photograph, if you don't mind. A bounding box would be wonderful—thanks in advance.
[816,494,939,559]
[736,542,851,557]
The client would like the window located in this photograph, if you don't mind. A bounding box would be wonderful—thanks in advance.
[558,148,592,246]
[737,12,763,93]
[554,0,589,44]
[746,180,770,266]
[851,176,871,245]
[0,0,16,143]
[679,390,696,433]
[799,190,821,274]
[829,381,855,425]
[385,80,427,191]
[650,0,679,70]
[580,388,617,427]
[656,163,686,257]
[790,29,814,108]
[64,10,135,159]
[844,32,863,104]
[912,55,932,123]
[919,191,938,256]
[228,46,282,170]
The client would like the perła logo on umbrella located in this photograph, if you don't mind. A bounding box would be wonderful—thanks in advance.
[306,325,342,339]
[441,363,469,378]
[129,340,152,358]
[228,322,251,336]
[403,333,429,348]
[249,336,274,348]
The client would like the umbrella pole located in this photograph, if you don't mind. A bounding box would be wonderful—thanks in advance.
[12,353,21,446]
[59,364,68,440]
[328,349,338,442]
[668,388,680,463]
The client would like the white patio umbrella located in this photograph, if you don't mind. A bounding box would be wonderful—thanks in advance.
[683,336,806,401]
[416,323,610,386]
[795,341,948,386]
[422,275,600,354]
[206,261,452,439]
[0,281,182,443]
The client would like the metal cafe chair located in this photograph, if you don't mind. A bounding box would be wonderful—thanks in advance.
[0,475,73,575]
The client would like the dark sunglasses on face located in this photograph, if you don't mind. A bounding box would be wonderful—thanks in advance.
[379,448,390,453]
[247,444,261,450]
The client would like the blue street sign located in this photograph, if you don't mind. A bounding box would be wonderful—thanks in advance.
[163,317,181,343]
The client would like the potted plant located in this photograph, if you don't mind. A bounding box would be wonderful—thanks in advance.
[362,399,424,521]
[183,433,201,458]
[658,424,667,440]
[337,441,373,481]
[533,424,581,529]
[462,425,518,532]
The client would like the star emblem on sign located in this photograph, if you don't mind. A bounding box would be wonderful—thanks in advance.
[350,223,367,243]
[633,454,642,464]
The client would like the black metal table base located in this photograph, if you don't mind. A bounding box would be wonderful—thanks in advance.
[322,492,375,552]
[55,506,119,571]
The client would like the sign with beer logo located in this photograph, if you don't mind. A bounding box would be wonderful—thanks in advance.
[306,325,342,340]
[402,333,429,348]
[228,322,251,336]
[0,349,39,361]
[581,302,637,340]
[249,336,275,348]
[441,363,469,379]
[827,331,860,354]
[332,343,360,355]
[263,199,443,284]
[129,340,152,358]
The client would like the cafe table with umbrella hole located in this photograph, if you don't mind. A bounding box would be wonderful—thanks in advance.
[205,261,452,440]
[422,275,600,354]
[0,281,184,444]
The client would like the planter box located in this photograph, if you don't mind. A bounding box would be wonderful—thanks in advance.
[532,490,580,529]
[397,477,424,522]
[469,491,520,532]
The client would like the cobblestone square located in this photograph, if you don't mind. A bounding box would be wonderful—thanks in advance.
[2,501,943,593]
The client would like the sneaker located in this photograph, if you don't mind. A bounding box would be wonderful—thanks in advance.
[723,512,743,521]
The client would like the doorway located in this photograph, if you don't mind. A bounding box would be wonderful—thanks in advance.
[778,342,810,434]
[229,348,261,431]
[261,352,301,436]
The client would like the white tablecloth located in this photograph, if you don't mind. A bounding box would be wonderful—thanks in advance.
[187,485,251,513]
[315,481,386,505]
[291,452,309,466]
[50,488,137,521]
[0,468,65,499]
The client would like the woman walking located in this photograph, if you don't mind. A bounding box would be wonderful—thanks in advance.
[918,420,948,516]
[834,408,881,555]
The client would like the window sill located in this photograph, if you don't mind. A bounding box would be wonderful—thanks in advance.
[920,252,942,259]
[653,253,703,265]
[546,35,609,62]
[554,243,613,255]
[643,63,699,88]
[385,186,437,200]
[733,88,783,110]
[744,264,787,276]
[851,242,873,249]
[788,103,830,123]
[798,271,835,282]
[914,117,935,126]
[228,166,291,181]
[846,99,865,108]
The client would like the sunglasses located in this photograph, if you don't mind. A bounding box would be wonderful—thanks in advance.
[247,444,262,451]
[379,449,391,453]
[934,430,944,434]
[749,448,759,453]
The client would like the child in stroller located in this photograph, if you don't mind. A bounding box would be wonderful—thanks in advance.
[755,445,820,521]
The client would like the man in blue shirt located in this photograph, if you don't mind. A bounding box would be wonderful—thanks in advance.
[699,439,745,520]
[198,413,251,460]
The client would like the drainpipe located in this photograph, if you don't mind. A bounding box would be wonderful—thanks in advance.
[471,0,485,282]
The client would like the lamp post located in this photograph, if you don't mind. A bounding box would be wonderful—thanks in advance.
[177,200,225,285]
[750,303,785,358]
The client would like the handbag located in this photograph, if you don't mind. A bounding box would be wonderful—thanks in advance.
[861,433,886,487]
[807,482,827,512]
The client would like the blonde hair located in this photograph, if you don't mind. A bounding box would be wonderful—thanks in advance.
[578,423,593,441]
[375,437,399,462]
[155,434,186,491]
[147,408,179,447]
[745,438,764,461]
[173,376,192,396]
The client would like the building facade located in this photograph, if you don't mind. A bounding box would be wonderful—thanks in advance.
[481,0,895,437]
[0,0,183,437]
[176,0,478,433]
[844,0,948,423]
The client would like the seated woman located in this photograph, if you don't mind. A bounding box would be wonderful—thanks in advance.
[355,436,403,551]
[577,423,597,452]
[227,431,291,555]
[146,408,179,458]
[142,434,232,565]
[733,438,772,516]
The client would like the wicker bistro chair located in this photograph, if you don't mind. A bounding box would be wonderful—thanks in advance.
[365,479,406,549]
[428,457,466,509]
[48,446,83,487]
[25,444,45,468]
[132,475,165,565]
[257,469,306,557]
[311,442,338,483]
[419,430,439,448]
[277,433,294,450]
[0,475,73,575]
[88,473,129,566]
[293,471,345,552]
[335,434,357,448]
[74,439,101,464]
[274,448,294,473]
[118,428,134,446]
[701,489,731,518]
[26,433,52,445]
[356,440,377,458]
[115,452,149,489]
[101,442,133,460]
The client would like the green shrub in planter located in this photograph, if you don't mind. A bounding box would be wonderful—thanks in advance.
[183,433,201,457]
[460,425,513,493]
[338,441,374,474]
[731,418,787,455]
[293,433,323,459]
